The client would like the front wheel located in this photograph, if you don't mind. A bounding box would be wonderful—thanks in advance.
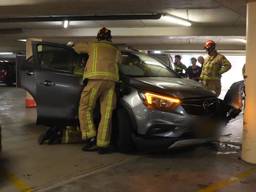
[116,108,135,153]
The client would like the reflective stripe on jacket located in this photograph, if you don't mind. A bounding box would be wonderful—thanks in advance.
[83,41,121,81]
[200,53,231,80]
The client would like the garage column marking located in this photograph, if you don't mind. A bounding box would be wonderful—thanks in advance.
[7,172,32,192]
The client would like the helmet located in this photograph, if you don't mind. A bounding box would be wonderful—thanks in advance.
[204,40,216,49]
[97,27,112,41]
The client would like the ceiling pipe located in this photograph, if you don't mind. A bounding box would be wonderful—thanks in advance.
[161,14,192,27]
[0,28,22,34]
[0,13,162,22]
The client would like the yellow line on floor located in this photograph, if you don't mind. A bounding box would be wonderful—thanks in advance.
[198,168,256,192]
[7,172,32,192]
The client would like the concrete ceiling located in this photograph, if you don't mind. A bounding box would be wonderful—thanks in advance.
[0,0,245,17]
[0,0,247,53]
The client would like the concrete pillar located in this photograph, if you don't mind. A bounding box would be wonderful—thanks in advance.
[26,38,42,59]
[242,0,256,164]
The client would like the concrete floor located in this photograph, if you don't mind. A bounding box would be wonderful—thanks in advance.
[0,86,256,192]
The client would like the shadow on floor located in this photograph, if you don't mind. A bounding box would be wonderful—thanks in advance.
[0,156,11,186]
[141,142,240,160]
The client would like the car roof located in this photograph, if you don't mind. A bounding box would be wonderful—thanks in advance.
[120,50,148,57]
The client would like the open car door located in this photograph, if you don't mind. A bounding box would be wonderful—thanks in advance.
[18,42,87,126]
[16,54,37,98]
[34,42,86,126]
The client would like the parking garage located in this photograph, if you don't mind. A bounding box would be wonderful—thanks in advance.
[1,0,256,191]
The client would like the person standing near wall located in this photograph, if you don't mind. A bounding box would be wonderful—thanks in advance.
[173,55,187,77]
[200,40,232,96]
[242,64,246,79]
[186,57,201,81]
[197,56,205,67]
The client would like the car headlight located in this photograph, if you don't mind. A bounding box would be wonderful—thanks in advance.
[140,92,181,111]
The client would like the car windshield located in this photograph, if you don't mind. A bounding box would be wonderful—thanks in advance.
[120,53,178,78]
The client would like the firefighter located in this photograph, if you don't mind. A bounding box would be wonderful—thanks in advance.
[200,40,231,96]
[174,55,187,77]
[78,27,121,154]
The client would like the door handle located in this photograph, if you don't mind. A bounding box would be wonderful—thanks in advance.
[26,71,35,76]
[42,80,55,87]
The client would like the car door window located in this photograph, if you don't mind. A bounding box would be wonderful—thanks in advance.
[120,54,145,76]
[37,44,75,73]
[120,53,178,78]
[23,56,36,70]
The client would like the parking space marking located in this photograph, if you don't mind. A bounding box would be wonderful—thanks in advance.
[7,172,32,192]
[198,168,256,192]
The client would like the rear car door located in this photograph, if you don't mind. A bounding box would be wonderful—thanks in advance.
[34,42,84,126]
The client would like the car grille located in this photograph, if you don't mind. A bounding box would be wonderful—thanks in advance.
[182,97,219,116]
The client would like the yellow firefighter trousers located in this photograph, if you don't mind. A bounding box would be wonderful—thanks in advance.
[79,80,116,148]
[201,79,221,97]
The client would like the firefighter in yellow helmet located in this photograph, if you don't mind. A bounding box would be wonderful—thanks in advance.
[200,40,231,96]
[78,27,121,154]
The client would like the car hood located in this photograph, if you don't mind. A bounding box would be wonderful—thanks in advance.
[129,77,216,99]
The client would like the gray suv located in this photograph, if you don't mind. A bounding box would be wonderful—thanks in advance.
[17,42,240,152]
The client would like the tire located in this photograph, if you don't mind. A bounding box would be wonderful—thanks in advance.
[116,108,135,153]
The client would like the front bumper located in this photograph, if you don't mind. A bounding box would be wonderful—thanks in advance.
[132,134,214,151]
[122,91,221,141]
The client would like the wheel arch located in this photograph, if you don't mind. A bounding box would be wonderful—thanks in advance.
[117,100,138,133]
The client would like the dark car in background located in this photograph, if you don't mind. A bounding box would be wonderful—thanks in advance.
[0,61,16,86]
[17,42,241,152]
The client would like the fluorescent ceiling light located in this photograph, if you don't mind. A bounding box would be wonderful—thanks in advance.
[18,39,27,42]
[0,52,14,55]
[235,38,247,44]
[0,60,3,62]
[161,14,192,27]
[153,50,162,54]
[168,36,193,39]
[63,20,69,29]
[4,60,8,62]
